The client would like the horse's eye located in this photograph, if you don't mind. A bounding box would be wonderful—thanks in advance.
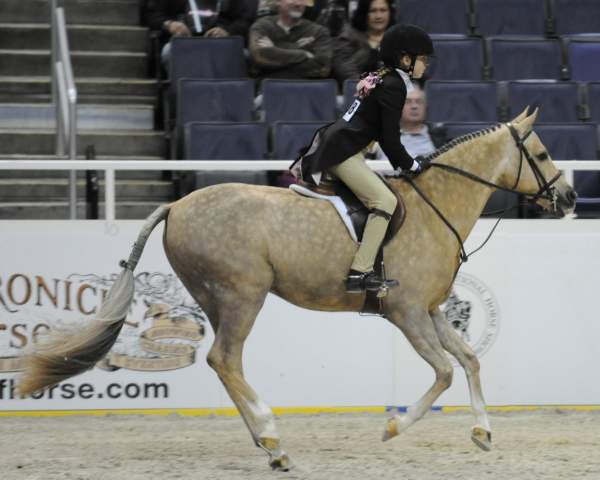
[538,152,548,161]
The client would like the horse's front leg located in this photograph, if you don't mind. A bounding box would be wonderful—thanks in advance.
[430,307,492,451]
[383,306,454,441]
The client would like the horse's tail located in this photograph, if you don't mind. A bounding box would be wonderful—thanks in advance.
[18,204,171,397]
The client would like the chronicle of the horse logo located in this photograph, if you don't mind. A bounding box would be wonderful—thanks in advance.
[442,272,500,366]
[0,271,206,373]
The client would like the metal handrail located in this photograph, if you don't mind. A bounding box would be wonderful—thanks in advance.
[0,160,597,221]
[51,0,78,219]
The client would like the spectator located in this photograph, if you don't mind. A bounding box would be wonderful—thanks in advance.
[376,85,447,160]
[332,0,394,85]
[147,0,257,66]
[257,0,278,17]
[249,0,333,79]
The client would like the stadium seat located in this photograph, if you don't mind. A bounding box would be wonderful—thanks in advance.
[474,0,549,36]
[262,79,338,124]
[506,81,582,122]
[534,123,599,216]
[272,122,328,160]
[551,0,600,35]
[566,37,600,82]
[169,37,247,80]
[396,0,473,34]
[425,81,499,122]
[487,36,566,80]
[184,122,269,190]
[184,122,268,160]
[587,82,600,122]
[177,78,254,124]
[443,122,496,139]
[428,35,485,80]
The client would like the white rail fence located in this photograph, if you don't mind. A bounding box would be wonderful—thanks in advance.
[0,160,598,221]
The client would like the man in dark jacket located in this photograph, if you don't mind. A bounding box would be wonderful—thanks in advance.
[147,0,257,65]
[249,0,332,79]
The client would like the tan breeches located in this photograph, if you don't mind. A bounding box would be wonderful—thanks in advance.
[329,154,397,273]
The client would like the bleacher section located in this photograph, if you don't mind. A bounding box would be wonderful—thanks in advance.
[1,0,600,218]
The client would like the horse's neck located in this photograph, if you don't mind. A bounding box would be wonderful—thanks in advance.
[412,130,509,240]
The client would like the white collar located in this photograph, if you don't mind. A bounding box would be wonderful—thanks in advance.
[395,68,415,94]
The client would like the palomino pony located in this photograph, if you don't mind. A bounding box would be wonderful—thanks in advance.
[20,108,576,470]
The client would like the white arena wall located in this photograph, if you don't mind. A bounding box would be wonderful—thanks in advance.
[1,218,599,413]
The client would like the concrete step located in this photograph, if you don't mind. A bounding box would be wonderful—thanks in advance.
[0,103,154,130]
[0,178,173,201]
[0,24,148,52]
[0,49,147,78]
[0,129,166,156]
[3,0,141,26]
[0,201,164,220]
[0,77,157,104]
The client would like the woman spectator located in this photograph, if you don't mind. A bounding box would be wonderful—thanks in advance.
[332,0,394,84]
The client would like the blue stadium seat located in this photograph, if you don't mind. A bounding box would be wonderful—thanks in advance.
[429,35,485,80]
[534,123,597,160]
[443,122,496,139]
[587,82,600,122]
[272,122,328,160]
[487,36,566,80]
[169,37,247,80]
[551,0,600,35]
[177,78,254,124]
[184,122,269,189]
[396,0,473,34]
[474,0,549,36]
[534,123,599,215]
[184,122,268,160]
[506,81,581,122]
[342,79,359,112]
[425,81,498,122]
[566,37,600,82]
[262,79,338,124]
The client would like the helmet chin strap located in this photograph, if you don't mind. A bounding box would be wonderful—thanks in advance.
[408,55,417,78]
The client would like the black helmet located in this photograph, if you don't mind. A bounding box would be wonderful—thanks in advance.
[380,24,434,69]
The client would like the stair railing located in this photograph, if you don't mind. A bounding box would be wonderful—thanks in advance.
[51,0,78,219]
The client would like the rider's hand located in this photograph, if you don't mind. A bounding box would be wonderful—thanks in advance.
[412,156,429,173]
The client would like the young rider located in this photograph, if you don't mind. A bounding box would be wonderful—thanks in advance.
[298,24,434,293]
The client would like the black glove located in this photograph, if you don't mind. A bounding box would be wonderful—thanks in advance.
[412,156,430,174]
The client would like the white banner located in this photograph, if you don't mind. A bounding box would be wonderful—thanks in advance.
[0,219,599,411]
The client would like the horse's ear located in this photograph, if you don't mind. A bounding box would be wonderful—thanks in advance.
[514,108,539,136]
[512,106,530,123]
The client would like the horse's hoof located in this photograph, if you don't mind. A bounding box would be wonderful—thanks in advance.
[471,426,492,452]
[269,453,291,471]
[382,417,398,442]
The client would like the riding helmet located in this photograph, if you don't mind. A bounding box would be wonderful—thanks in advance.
[379,24,434,69]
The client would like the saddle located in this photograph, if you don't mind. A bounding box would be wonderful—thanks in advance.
[294,174,406,315]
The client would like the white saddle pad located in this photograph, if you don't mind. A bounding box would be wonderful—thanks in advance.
[290,184,358,243]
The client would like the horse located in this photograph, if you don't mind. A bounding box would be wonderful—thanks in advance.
[19,108,577,470]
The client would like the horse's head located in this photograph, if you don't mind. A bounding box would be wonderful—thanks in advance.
[502,107,577,217]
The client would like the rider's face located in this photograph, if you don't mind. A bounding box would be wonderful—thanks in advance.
[399,54,429,79]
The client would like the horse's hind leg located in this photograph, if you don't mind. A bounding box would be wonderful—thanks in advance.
[430,307,492,451]
[206,289,290,471]
[383,307,454,441]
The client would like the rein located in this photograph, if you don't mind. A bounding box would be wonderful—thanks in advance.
[400,123,562,268]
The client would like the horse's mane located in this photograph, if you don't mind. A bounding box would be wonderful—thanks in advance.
[423,124,503,163]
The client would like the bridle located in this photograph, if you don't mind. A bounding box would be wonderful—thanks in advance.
[399,122,563,266]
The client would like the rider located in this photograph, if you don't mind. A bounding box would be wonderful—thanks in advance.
[297,24,434,293]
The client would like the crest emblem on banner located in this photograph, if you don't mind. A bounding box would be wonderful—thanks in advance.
[441,272,500,367]
[0,271,206,373]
